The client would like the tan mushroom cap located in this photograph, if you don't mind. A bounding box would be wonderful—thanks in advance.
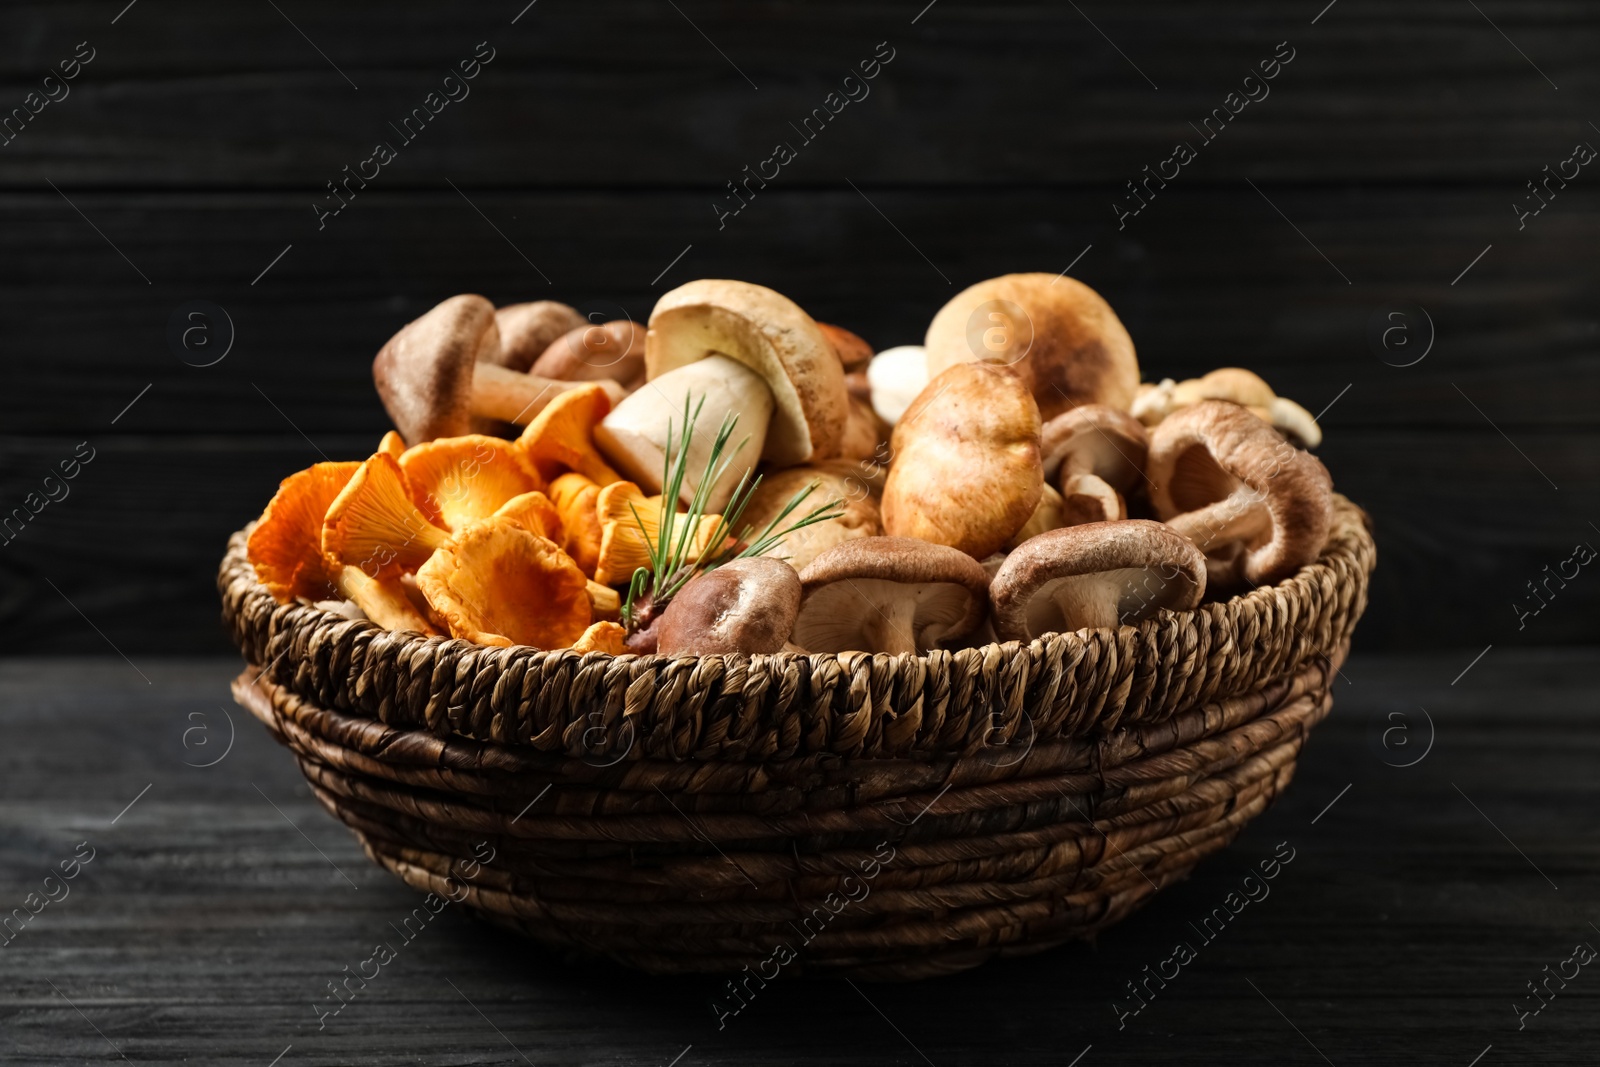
[990,520,1206,641]
[656,556,803,656]
[1147,400,1333,589]
[740,465,881,572]
[924,273,1139,421]
[1039,404,1149,490]
[373,294,501,443]
[491,301,587,372]
[646,279,848,465]
[793,536,990,655]
[881,362,1043,560]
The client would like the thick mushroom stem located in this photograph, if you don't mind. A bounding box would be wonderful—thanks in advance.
[868,596,923,656]
[1162,485,1271,556]
[470,363,626,426]
[1050,577,1121,632]
[594,355,775,513]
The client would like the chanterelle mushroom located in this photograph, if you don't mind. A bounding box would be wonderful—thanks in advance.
[1039,404,1150,526]
[990,520,1206,640]
[1146,400,1333,589]
[415,518,591,648]
[373,295,626,444]
[595,280,849,510]
[924,273,1139,420]
[655,556,803,656]
[792,536,990,655]
[881,362,1043,559]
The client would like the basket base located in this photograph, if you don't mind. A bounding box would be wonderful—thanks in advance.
[232,646,1339,980]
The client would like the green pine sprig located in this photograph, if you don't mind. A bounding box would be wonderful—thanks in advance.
[620,395,845,631]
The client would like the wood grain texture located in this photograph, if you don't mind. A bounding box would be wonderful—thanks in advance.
[1,0,1596,654]
[0,653,1593,1064]
[0,1,1596,185]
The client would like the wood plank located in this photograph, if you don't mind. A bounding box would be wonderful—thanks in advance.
[0,652,1594,1064]
[0,428,1595,654]
[2,186,1597,439]
[1,1,1596,186]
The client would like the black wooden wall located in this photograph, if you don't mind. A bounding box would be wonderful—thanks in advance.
[2,1,1596,654]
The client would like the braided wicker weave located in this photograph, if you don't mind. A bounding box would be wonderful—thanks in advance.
[220,495,1374,980]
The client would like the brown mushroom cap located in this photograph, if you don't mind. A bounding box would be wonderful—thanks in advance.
[881,362,1043,559]
[373,295,501,443]
[990,520,1206,641]
[655,556,803,656]
[646,279,848,465]
[490,301,587,372]
[1171,368,1276,410]
[740,465,881,572]
[817,322,874,373]
[924,273,1139,420]
[792,536,990,655]
[530,320,646,386]
[1039,404,1149,490]
[1147,400,1333,589]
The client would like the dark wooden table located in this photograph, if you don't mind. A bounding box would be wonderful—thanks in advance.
[1,649,1593,1065]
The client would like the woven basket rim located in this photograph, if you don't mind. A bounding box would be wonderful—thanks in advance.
[219,495,1374,758]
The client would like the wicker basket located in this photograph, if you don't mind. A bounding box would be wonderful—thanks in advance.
[220,495,1374,980]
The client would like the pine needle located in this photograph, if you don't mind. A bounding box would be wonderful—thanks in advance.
[620,394,845,630]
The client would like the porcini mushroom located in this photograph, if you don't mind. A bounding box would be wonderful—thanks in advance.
[489,300,587,372]
[865,345,929,426]
[835,395,890,461]
[1146,400,1334,588]
[924,273,1140,420]
[739,465,881,572]
[373,294,626,444]
[398,435,541,531]
[530,320,646,388]
[792,537,990,655]
[881,362,1044,559]
[655,556,803,655]
[595,354,774,512]
[514,383,624,485]
[247,462,434,632]
[1038,404,1149,525]
[645,280,848,464]
[990,520,1206,641]
[415,519,591,648]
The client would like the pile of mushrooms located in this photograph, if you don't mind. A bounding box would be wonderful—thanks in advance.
[247,273,1337,658]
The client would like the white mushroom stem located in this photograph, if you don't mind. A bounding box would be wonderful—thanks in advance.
[866,595,922,656]
[593,355,775,513]
[471,363,626,425]
[1051,576,1122,632]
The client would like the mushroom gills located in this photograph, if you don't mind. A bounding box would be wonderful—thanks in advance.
[1161,443,1272,552]
[594,354,774,513]
[1023,567,1183,635]
[793,578,973,655]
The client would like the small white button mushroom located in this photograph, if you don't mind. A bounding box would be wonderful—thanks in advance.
[792,536,991,655]
[865,345,930,426]
[990,520,1206,641]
